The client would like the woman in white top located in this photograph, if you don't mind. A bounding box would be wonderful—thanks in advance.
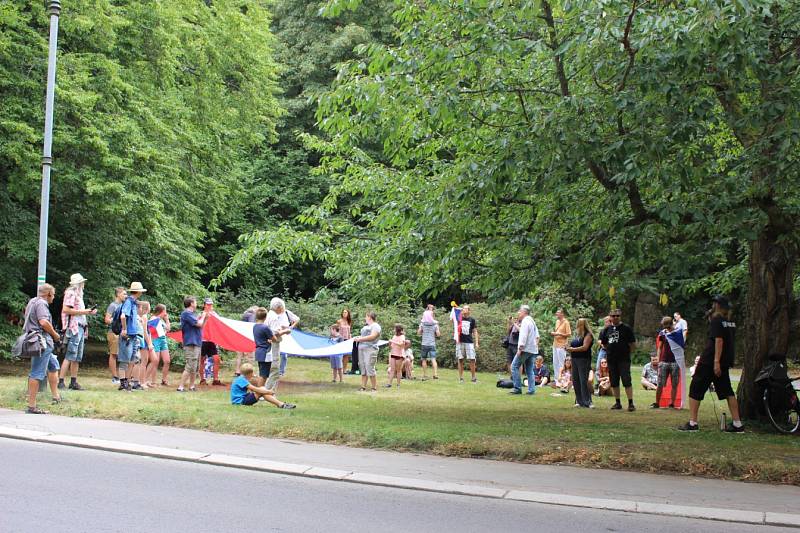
[264,297,299,391]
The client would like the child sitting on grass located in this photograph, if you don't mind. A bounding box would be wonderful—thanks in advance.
[231,363,295,409]
[556,356,573,393]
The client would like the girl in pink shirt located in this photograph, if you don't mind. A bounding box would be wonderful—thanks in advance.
[385,324,406,388]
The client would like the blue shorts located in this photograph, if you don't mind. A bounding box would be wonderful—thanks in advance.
[152,336,168,352]
[29,348,59,380]
[118,335,141,363]
[64,328,86,362]
[258,361,272,379]
[420,346,437,360]
[242,392,258,406]
[330,354,343,369]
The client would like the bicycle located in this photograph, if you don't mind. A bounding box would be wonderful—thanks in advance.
[757,354,800,434]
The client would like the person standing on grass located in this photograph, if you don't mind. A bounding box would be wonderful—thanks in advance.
[234,305,258,377]
[566,318,594,408]
[679,296,744,433]
[231,363,295,409]
[134,300,155,389]
[148,304,171,386]
[265,297,299,391]
[177,296,207,392]
[337,308,354,374]
[594,315,612,381]
[599,309,637,411]
[329,324,344,383]
[104,287,126,384]
[385,324,407,388]
[352,311,382,392]
[418,305,440,380]
[510,305,538,395]
[505,314,521,375]
[653,316,682,409]
[550,308,571,380]
[456,305,479,383]
[24,283,62,414]
[252,307,289,387]
[58,274,97,391]
[673,311,688,342]
[118,282,146,391]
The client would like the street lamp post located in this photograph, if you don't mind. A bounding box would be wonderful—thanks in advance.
[37,0,62,288]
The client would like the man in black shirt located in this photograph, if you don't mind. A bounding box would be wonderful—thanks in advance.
[599,309,637,411]
[680,295,744,432]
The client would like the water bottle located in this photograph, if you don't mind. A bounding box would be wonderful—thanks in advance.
[720,412,727,431]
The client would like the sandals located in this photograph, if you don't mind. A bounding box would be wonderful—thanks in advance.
[359,387,366,392]
[26,406,47,414]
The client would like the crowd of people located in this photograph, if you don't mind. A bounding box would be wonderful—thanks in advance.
[19,275,745,431]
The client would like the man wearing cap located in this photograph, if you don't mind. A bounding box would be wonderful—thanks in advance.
[511,305,539,395]
[118,282,146,391]
[57,274,98,391]
[679,296,744,432]
[599,309,637,411]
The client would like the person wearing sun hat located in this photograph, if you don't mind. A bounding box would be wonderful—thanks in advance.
[117,282,147,391]
[57,273,98,391]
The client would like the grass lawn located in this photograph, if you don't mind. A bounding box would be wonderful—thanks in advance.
[1,358,798,484]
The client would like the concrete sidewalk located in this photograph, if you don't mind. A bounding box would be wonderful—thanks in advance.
[1,408,798,527]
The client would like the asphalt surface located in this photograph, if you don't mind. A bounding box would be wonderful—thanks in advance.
[0,439,792,533]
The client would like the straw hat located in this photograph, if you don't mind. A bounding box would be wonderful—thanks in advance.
[128,281,147,293]
[69,273,88,286]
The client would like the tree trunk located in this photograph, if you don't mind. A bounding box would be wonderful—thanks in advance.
[738,229,795,419]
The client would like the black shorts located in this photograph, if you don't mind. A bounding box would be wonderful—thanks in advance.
[242,392,258,405]
[258,361,272,379]
[607,357,632,388]
[689,363,735,401]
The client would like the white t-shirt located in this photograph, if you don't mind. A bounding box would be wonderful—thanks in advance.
[266,309,299,335]
[674,318,688,335]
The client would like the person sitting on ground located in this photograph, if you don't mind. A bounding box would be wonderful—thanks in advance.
[386,324,406,388]
[641,354,659,391]
[329,324,344,383]
[231,363,295,409]
[556,356,573,393]
[653,316,681,409]
[402,346,414,379]
[596,359,612,396]
[532,355,550,387]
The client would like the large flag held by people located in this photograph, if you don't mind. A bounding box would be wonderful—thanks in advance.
[657,328,687,409]
[449,304,462,342]
[167,312,384,358]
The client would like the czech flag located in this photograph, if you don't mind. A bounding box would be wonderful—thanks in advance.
[450,306,462,343]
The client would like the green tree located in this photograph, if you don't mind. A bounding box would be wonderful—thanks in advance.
[226,0,799,416]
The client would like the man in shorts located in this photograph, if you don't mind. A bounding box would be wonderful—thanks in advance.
[57,273,97,390]
[456,305,479,383]
[177,296,207,392]
[417,304,440,380]
[104,287,126,383]
[118,282,146,392]
[24,284,62,414]
[679,296,744,432]
[599,309,637,411]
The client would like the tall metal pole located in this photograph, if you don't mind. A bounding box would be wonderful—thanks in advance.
[37,1,62,288]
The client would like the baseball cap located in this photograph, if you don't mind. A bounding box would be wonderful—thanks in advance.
[711,295,731,309]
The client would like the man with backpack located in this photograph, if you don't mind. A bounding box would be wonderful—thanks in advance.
[24,284,62,414]
[114,282,147,391]
[104,287,126,383]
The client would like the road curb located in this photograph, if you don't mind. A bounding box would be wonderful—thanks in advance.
[1,427,797,528]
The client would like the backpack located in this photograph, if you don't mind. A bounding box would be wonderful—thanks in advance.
[110,302,124,335]
[496,379,514,389]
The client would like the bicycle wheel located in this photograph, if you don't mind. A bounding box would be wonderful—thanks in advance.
[763,386,800,434]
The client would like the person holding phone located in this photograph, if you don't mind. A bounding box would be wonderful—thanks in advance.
[58,274,98,391]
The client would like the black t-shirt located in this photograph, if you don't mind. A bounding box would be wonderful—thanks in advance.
[570,334,593,359]
[460,317,477,344]
[700,316,736,367]
[599,324,635,359]
[253,323,275,362]
[201,340,218,357]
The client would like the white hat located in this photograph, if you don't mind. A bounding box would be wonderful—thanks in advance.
[69,273,88,286]
[128,281,147,293]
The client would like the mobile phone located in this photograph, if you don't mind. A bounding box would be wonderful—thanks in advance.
[90,304,98,311]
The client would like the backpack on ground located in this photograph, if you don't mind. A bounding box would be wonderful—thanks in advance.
[496,379,514,389]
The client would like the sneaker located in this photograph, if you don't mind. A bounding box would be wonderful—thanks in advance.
[51,397,62,405]
[189,386,197,392]
[57,381,65,390]
[118,383,127,391]
[383,384,393,388]
[610,403,623,410]
[161,380,170,386]
[724,423,745,433]
[111,377,120,384]
[280,403,296,409]
[509,389,522,395]
[678,422,699,431]
[26,406,47,414]
[587,404,595,409]
[68,382,84,391]
[649,402,659,409]
[525,390,536,395]
[573,403,581,408]
[433,376,439,380]
[471,378,478,384]
[131,383,143,391]
[459,378,464,383]
[176,387,186,393]
[628,403,636,412]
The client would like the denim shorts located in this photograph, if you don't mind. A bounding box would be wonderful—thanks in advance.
[29,348,59,380]
[420,346,437,360]
[117,335,141,363]
[330,354,343,369]
[152,336,168,352]
[64,328,86,362]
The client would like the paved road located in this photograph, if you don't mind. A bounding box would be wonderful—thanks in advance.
[0,440,791,533]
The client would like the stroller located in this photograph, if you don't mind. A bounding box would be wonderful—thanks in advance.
[755,353,800,434]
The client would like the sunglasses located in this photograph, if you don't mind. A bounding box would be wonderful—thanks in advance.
[610,314,621,317]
